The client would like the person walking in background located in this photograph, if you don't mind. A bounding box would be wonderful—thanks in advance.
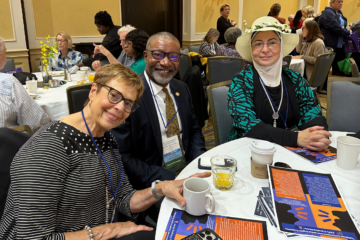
[269,3,286,24]
[217,4,237,44]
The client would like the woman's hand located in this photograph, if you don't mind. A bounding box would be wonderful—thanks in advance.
[93,44,110,56]
[292,55,302,59]
[231,20,237,26]
[92,60,101,71]
[297,126,332,151]
[92,222,153,240]
[155,172,211,207]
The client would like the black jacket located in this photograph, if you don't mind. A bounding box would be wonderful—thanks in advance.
[318,7,350,48]
[217,16,233,45]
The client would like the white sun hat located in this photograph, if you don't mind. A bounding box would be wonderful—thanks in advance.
[236,16,299,62]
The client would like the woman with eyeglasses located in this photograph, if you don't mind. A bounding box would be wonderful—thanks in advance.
[227,17,330,152]
[93,29,148,75]
[51,31,84,73]
[0,64,210,240]
[293,20,325,79]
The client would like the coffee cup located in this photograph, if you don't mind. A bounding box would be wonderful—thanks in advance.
[337,136,360,170]
[80,67,88,74]
[76,71,86,81]
[250,140,276,179]
[183,178,215,216]
[26,80,37,94]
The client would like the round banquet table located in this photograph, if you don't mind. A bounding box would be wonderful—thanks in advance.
[289,58,305,76]
[155,131,360,240]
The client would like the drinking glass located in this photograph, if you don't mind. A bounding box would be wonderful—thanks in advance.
[211,155,237,191]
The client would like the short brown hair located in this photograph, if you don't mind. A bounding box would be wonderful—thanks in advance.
[270,3,281,17]
[56,31,72,48]
[84,64,144,106]
[220,4,230,12]
[203,28,220,44]
[304,20,324,42]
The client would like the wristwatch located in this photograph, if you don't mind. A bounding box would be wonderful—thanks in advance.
[151,180,162,199]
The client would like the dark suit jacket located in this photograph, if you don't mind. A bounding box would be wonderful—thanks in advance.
[110,74,206,190]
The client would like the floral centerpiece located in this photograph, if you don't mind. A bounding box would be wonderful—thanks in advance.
[40,35,58,85]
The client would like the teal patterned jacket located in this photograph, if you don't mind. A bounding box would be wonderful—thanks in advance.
[227,66,325,143]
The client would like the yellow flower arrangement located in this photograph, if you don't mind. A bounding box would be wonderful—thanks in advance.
[40,35,59,71]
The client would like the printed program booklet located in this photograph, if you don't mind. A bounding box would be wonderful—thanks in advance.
[163,209,268,240]
[268,166,360,240]
[284,146,337,164]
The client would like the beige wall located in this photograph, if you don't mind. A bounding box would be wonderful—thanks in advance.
[319,0,329,12]
[307,0,315,6]
[0,0,15,40]
[32,0,121,38]
[243,0,300,27]
[195,0,239,33]
[341,0,360,24]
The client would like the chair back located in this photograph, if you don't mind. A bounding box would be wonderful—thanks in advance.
[180,48,189,54]
[207,80,232,146]
[0,128,31,218]
[308,52,336,88]
[12,125,33,135]
[325,47,334,53]
[283,55,292,68]
[350,58,360,77]
[207,57,244,85]
[0,58,15,73]
[326,77,360,131]
[66,83,93,114]
[189,45,200,54]
[179,53,192,81]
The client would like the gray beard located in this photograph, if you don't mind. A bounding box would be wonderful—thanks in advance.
[149,68,176,85]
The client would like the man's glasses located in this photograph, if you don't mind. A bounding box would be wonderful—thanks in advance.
[251,40,280,51]
[148,50,181,62]
[123,41,131,47]
[99,83,139,113]
[56,39,68,43]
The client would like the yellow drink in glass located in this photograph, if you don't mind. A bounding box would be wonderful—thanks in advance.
[88,75,95,82]
[214,173,234,187]
[211,156,237,191]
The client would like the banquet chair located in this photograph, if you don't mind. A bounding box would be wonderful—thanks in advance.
[326,77,360,132]
[66,83,93,114]
[179,53,192,81]
[308,52,336,91]
[12,125,33,135]
[207,56,244,85]
[0,58,15,73]
[0,127,31,218]
[283,55,292,68]
[325,47,334,53]
[350,58,360,77]
[207,80,232,146]
[189,45,200,54]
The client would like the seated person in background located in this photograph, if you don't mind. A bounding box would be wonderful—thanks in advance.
[302,5,316,20]
[269,3,286,24]
[288,14,294,24]
[216,27,251,68]
[92,25,136,71]
[350,20,360,71]
[227,17,331,152]
[199,28,220,56]
[82,11,121,68]
[0,37,50,132]
[290,10,304,33]
[111,32,206,190]
[51,31,84,73]
[0,63,210,240]
[293,20,325,79]
[93,29,148,75]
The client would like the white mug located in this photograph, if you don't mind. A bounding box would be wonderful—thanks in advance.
[183,178,215,216]
[76,71,86,81]
[26,80,37,94]
[337,136,360,170]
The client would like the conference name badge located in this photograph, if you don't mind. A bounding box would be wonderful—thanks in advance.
[162,135,185,172]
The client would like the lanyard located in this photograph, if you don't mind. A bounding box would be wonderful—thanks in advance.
[81,110,124,201]
[259,75,289,128]
[148,79,179,134]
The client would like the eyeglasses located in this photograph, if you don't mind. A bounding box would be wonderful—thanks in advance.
[56,39,68,43]
[123,41,131,47]
[251,40,280,51]
[148,50,181,62]
[99,83,139,113]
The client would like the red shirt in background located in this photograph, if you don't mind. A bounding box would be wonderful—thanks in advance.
[290,20,304,29]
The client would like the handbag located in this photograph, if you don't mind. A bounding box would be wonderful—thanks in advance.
[13,72,38,85]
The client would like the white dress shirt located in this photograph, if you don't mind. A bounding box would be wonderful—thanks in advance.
[144,72,182,140]
[0,73,51,132]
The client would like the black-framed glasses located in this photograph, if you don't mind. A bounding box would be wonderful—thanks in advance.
[251,40,280,51]
[99,83,139,113]
[148,50,181,62]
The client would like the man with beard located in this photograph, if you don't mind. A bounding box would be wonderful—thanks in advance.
[111,32,206,191]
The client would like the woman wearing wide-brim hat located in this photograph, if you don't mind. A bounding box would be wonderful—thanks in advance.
[227,16,331,152]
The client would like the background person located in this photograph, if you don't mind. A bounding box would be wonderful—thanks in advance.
[227,17,330,152]
[199,28,220,56]
[0,37,50,132]
[293,20,325,79]
[290,10,304,33]
[51,31,84,73]
[302,5,316,20]
[288,14,295,24]
[269,3,286,24]
[217,4,237,44]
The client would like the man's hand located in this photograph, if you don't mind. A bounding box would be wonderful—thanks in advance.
[93,43,110,56]
[92,60,102,71]
[298,126,332,151]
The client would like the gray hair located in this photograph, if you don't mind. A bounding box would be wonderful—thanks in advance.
[118,25,136,35]
[146,32,180,50]
[0,37,5,54]
[224,27,242,45]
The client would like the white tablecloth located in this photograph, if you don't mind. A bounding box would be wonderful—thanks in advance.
[28,73,80,120]
[289,58,305,76]
[156,132,360,240]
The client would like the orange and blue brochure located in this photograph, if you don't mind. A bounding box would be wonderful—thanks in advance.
[284,146,337,164]
[268,166,360,239]
[162,209,268,240]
